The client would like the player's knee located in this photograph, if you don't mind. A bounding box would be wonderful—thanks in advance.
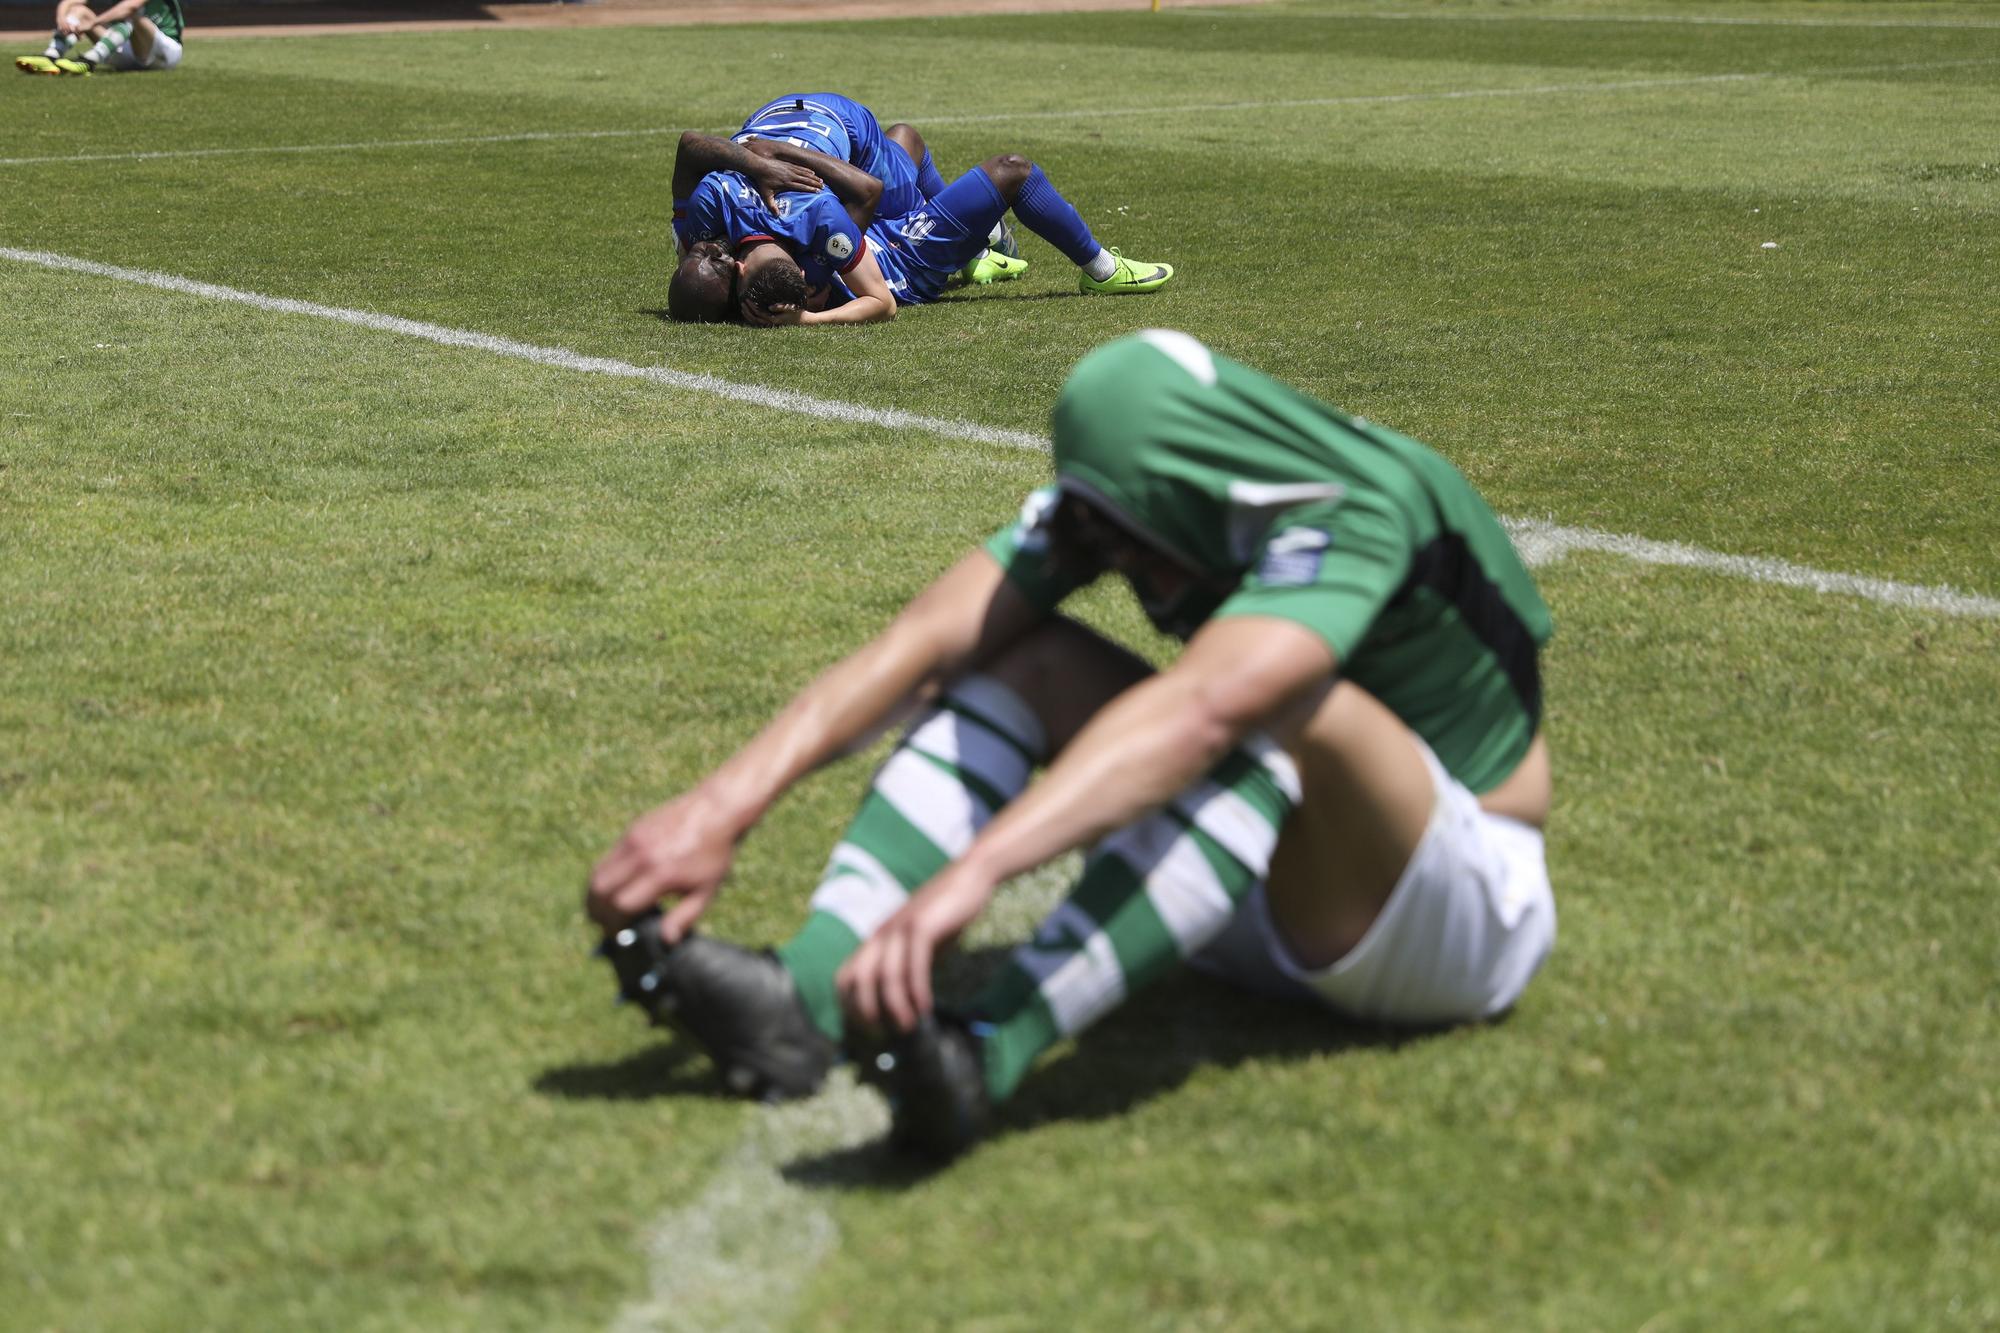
[886,123,927,162]
[980,616,1151,750]
[979,154,1034,200]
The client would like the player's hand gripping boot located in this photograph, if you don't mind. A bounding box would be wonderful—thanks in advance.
[857,1014,991,1163]
[598,911,835,1102]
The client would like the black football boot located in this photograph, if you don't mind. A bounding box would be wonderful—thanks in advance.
[856,1013,992,1163]
[599,912,836,1102]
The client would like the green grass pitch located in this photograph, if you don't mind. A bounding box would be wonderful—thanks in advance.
[2,1,1997,1328]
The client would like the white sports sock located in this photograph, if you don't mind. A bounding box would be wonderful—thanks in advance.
[1083,248,1118,282]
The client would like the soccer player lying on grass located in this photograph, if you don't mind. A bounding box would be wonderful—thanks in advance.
[667,138,1173,325]
[15,0,182,74]
[728,94,1025,283]
[587,330,1558,1160]
[732,93,936,227]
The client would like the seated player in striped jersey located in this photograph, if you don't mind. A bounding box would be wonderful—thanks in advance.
[15,0,183,74]
[588,331,1558,1161]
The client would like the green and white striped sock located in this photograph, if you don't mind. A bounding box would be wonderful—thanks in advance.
[80,20,130,65]
[970,737,1301,1102]
[776,675,1046,1041]
[44,30,74,59]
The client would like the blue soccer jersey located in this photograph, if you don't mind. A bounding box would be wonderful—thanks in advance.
[862,167,1012,304]
[673,172,872,289]
[735,93,925,220]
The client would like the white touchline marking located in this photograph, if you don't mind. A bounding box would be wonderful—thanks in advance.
[607,859,1070,1333]
[0,247,1042,452]
[0,126,685,169]
[610,1071,888,1333]
[2,55,1991,169]
[4,244,1996,620]
[1504,519,2000,616]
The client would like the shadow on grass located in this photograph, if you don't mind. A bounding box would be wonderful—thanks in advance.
[532,945,1465,1186]
[533,1040,735,1103]
[928,287,1086,305]
[783,967,1458,1193]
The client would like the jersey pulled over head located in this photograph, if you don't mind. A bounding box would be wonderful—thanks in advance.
[990,329,1553,794]
[1049,329,1354,635]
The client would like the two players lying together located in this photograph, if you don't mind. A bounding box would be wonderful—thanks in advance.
[668,93,1172,327]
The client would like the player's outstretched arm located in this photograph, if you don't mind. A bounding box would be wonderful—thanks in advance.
[793,249,897,326]
[743,139,884,227]
[840,614,1336,1031]
[671,132,821,210]
[586,551,1040,936]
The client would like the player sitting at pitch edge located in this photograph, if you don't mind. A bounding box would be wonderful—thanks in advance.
[667,118,1173,325]
[588,330,1556,1160]
[16,0,183,74]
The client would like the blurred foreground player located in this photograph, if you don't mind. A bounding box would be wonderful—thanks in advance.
[588,332,1556,1160]
[16,0,182,74]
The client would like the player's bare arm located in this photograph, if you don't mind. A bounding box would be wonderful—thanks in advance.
[586,552,1038,934]
[806,248,896,325]
[839,614,1337,1031]
[742,138,885,227]
[671,131,820,211]
[72,0,143,24]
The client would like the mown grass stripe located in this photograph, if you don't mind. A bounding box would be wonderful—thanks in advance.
[1200,9,2000,30]
[4,244,1994,621]
[4,56,1990,170]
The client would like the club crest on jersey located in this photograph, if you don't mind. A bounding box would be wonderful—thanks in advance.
[1257,527,1332,587]
[827,233,854,261]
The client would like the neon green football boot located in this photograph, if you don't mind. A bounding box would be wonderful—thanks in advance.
[52,56,92,75]
[16,55,61,74]
[1080,248,1173,295]
[963,250,1029,286]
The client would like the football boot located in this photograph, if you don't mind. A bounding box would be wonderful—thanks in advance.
[1080,248,1173,295]
[857,1013,992,1163]
[599,914,836,1102]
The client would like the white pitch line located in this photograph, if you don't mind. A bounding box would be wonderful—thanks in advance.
[610,1071,888,1333]
[0,246,1042,452]
[3,55,1991,170]
[3,244,1996,620]
[607,858,1071,1333]
[0,126,685,169]
[1504,519,2000,616]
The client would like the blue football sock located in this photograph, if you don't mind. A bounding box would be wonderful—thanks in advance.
[1009,164,1102,268]
[916,149,948,200]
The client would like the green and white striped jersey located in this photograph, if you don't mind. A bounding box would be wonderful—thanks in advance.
[986,330,1552,794]
[142,0,184,41]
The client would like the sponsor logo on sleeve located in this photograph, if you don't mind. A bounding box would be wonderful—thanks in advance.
[1256,527,1333,587]
[827,233,854,261]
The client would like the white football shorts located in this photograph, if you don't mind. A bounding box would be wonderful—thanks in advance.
[1193,737,1556,1025]
[111,26,182,71]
